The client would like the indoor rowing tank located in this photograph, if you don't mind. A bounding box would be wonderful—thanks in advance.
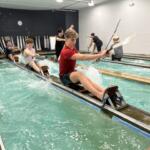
[0,60,150,149]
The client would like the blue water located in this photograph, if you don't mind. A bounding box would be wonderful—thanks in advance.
[78,60,150,79]
[105,57,150,65]
[0,60,149,150]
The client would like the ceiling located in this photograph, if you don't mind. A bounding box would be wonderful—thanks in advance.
[0,0,107,10]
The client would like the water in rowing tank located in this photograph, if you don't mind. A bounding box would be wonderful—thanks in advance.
[78,60,150,78]
[39,59,103,85]
[123,59,150,65]
[39,59,59,77]
[76,65,103,85]
[0,61,149,150]
[39,59,150,112]
[105,57,150,65]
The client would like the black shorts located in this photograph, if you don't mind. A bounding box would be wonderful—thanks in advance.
[96,45,102,52]
[112,55,122,61]
[60,74,73,86]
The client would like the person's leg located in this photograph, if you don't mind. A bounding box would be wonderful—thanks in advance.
[79,74,105,92]
[36,62,42,68]
[112,54,114,61]
[56,49,61,60]
[35,61,45,76]
[29,61,41,73]
[86,77,105,93]
[97,45,102,52]
[97,49,101,53]
[56,50,59,60]
[57,50,61,60]
[70,71,104,99]
[118,58,121,61]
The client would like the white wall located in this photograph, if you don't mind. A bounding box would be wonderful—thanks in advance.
[79,0,150,54]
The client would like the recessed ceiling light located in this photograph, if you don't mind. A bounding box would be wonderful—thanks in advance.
[129,0,135,7]
[88,0,95,7]
[56,0,63,3]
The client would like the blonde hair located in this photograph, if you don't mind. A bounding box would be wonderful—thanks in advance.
[113,36,120,42]
[65,29,78,39]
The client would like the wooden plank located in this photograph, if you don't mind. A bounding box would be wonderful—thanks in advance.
[100,69,150,84]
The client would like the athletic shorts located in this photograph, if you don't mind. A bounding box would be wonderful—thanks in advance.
[60,74,73,86]
[96,45,102,52]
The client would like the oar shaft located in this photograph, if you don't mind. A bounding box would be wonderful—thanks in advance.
[105,19,121,49]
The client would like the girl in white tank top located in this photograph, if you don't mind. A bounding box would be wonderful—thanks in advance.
[23,38,44,75]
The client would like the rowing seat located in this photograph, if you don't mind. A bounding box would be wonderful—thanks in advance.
[41,66,49,77]
[68,83,83,91]
[41,66,48,71]
[14,56,19,62]
[13,50,21,55]
[102,86,127,110]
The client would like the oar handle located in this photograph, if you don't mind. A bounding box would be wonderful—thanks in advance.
[106,47,113,54]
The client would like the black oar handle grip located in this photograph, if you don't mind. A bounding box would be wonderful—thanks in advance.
[106,48,113,54]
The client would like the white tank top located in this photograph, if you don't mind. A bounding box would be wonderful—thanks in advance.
[24,48,35,64]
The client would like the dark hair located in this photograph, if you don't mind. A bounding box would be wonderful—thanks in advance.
[91,33,95,36]
[57,28,63,34]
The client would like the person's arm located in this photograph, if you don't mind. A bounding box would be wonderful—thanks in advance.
[8,46,18,51]
[71,50,107,61]
[88,38,93,51]
[24,49,37,57]
[56,37,65,42]
[12,47,19,52]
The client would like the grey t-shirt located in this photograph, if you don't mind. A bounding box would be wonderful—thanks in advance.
[113,43,123,58]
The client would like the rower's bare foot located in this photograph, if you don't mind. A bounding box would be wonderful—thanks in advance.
[40,70,44,76]
[98,93,104,101]
[45,74,50,79]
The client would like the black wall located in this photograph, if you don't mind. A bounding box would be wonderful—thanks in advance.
[0,8,79,36]
[65,11,78,31]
